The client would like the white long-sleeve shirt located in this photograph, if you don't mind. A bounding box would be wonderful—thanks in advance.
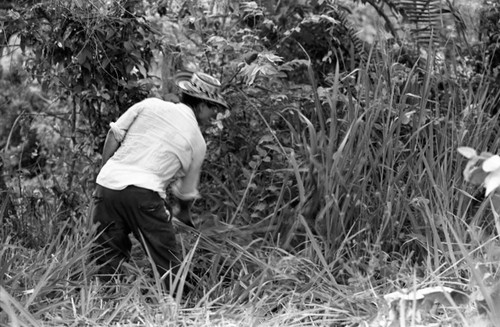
[96,98,206,200]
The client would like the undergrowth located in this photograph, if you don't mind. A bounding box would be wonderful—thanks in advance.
[2,7,500,327]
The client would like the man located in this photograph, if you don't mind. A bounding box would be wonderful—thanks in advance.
[90,71,228,289]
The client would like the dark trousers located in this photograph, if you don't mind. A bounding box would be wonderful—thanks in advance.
[91,185,180,284]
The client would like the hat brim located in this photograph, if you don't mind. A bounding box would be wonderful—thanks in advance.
[174,71,229,109]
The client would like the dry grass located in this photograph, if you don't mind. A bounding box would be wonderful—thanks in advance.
[1,215,497,326]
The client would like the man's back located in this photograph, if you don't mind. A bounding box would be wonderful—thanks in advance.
[97,98,206,198]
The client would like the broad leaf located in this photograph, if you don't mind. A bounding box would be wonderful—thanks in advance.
[484,169,500,196]
[482,155,500,172]
[457,146,477,159]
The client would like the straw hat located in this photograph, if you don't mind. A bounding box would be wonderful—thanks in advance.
[174,71,228,109]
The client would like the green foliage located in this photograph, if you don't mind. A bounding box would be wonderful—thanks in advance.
[17,0,160,136]
[265,1,368,80]
[477,0,500,88]
[0,0,166,224]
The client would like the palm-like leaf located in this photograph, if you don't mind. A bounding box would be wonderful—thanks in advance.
[357,0,466,49]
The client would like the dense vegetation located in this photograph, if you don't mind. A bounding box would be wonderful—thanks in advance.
[1,0,500,325]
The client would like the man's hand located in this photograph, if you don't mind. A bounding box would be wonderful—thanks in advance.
[176,208,195,228]
[174,198,195,228]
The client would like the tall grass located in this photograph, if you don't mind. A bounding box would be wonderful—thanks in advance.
[275,45,500,323]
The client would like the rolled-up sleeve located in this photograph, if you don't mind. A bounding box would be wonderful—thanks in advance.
[109,101,145,142]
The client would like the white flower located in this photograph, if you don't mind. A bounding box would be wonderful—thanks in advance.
[483,155,500,196]
[458,147,500,195]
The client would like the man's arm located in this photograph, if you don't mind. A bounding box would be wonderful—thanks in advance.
[170,138,206,228]
[100,129,121,168]
[93,129,121,198]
